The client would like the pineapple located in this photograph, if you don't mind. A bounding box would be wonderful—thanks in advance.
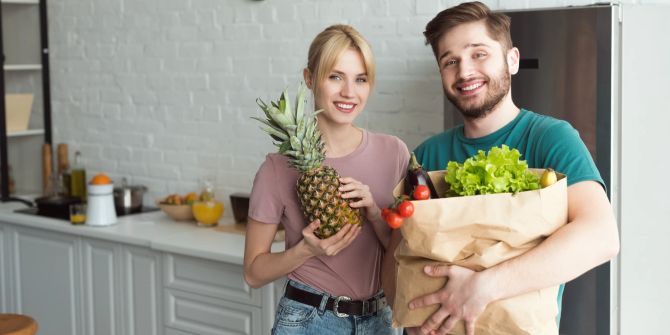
[253,83,362,239]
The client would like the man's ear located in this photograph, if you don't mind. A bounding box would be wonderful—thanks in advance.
[303,68,313,88]
[507,47,520,75]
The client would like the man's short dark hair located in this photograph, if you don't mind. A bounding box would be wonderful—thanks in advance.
[424,1,513,58]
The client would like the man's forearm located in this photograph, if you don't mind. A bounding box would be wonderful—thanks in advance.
[482,181,619,301]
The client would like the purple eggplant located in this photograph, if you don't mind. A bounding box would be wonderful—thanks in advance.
[404,152,439,199]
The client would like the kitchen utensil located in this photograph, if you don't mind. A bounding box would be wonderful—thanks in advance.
[34,195,82,220]
[113,178,147,214]
[57,143,69,174]
[86,183,117,226]
[229,193,249,224]
[42,143,52,195]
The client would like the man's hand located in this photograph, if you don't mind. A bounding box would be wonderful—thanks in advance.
[408,264,495,335]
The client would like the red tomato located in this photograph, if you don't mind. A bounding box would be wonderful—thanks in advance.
[413,185,430,200]
[381,208,392,220]
[397,201,414,218]
[385,212,403,229]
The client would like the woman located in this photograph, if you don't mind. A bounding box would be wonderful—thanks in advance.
[244,24,409,334]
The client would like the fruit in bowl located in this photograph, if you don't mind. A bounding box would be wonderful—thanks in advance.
[157,194,194,221]
[192,201,224,226]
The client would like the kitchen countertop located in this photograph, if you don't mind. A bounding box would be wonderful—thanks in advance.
[0,202,284,265]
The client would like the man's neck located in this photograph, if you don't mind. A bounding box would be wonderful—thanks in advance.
[462,97,520,139]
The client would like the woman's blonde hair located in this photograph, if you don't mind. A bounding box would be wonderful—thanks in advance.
[306,24,375,94]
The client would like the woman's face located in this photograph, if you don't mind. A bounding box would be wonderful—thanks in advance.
[312,49,370,127]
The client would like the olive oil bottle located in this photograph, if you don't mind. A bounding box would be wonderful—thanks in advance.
[57,143,71,196]
[70,151,87,201]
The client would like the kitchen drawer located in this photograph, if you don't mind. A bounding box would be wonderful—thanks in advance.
[164,253,261,306]
[165,289,262,335]
[165,326,197,335]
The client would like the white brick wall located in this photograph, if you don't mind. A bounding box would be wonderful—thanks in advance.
[49,0,657,212]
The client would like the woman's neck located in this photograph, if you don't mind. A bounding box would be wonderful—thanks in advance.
[318,122,363,158]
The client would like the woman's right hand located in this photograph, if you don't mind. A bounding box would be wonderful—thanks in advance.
[300,220,361,257]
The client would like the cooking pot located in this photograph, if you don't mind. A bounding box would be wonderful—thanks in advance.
[34,195,82,220]
[113,178,148,215]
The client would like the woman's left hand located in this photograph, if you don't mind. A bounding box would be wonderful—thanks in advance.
[338,177,380,222]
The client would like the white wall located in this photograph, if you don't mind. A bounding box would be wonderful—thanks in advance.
[42,0,634,202]
[47,0,662,203]
[45,0,670,334]
[619,4,670,334]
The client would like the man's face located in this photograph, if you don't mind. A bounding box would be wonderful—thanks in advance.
[436,21,518,119]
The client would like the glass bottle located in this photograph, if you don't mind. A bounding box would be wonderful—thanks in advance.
[57,143,71,196]
[70,151,87,201]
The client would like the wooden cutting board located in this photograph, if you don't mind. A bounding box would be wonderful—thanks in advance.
[213,222,285,241]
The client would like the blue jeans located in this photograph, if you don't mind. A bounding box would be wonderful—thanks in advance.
[272,280,394,335]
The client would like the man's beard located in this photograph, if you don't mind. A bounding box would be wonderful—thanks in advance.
[446,65,511,120]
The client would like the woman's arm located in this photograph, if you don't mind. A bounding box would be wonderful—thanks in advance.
[243,218,362,288]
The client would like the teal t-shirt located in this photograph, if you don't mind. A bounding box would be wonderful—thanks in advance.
[413,109,604,325]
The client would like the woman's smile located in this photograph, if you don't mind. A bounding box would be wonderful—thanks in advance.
[334,101,357,113]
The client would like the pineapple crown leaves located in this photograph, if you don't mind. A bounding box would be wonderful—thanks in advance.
[253,83,326,172]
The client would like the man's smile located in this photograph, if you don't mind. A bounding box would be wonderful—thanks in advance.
[457,80,486,96]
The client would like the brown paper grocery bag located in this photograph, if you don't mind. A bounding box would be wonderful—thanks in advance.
[391,169,567,335]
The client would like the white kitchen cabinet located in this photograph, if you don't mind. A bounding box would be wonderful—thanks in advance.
[163,253,280,335]
[0,216,283,335]
[164,253,261,306]
[0,222,163,335]
[165,327,198,335]
[165,288,262,335]
[80,238,163,335]
[9,224,82,335]
[0,224,8,312]
[121,245,163,335]
[81,238,122,335]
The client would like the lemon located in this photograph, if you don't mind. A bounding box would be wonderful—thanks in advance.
[540,168,558,188]
[192,201,224,226]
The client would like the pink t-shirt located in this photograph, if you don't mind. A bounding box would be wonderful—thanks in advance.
[249,130,409,299]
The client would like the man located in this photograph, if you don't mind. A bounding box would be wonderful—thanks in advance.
[381,2,620,335]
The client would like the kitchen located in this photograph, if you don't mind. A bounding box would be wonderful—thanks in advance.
[1,0,669,334]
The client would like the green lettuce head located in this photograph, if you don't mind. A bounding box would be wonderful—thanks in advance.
[445,145,540,196]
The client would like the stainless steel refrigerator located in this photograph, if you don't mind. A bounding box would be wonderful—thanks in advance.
[443,5,616,335]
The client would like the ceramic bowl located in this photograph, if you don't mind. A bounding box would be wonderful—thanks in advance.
[156,199,194,221]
